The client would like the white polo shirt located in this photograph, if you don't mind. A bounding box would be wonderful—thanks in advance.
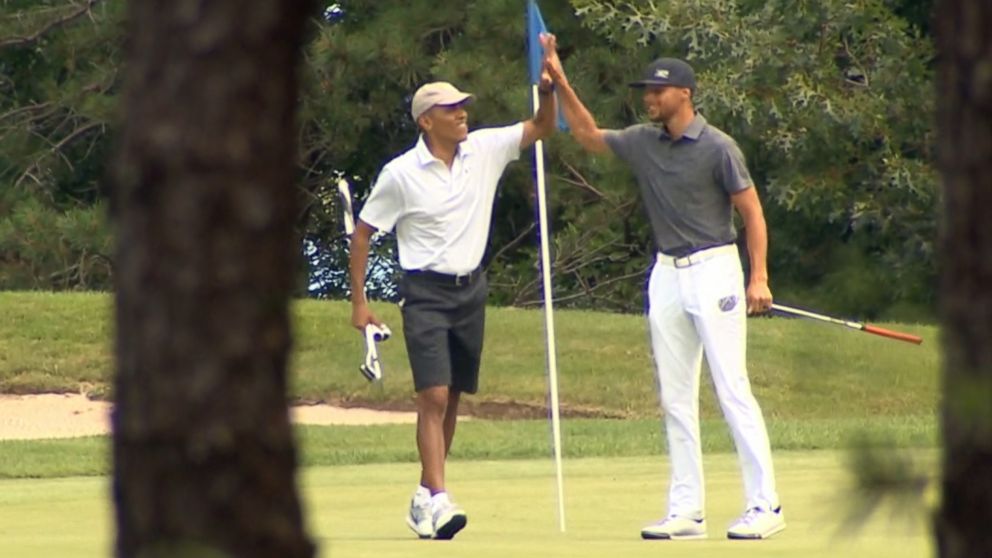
[359,123,524,274]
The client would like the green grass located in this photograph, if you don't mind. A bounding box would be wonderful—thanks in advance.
[0,291,939,420]
[0,292,112,395]
[0,291,940,554]
[0,452,935,558]
[0,415,937,479]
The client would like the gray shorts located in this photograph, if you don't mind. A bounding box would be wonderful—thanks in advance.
[398,270,487,394]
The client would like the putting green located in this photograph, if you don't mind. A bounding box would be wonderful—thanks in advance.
[0,451,933,557]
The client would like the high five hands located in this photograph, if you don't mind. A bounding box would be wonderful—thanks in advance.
[540,33,566,87]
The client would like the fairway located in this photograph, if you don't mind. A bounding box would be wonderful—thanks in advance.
[0,451,933,558]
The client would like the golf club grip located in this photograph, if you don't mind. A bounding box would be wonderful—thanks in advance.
[862,324,923,345]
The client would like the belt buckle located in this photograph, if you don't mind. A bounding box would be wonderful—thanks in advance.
[673,255,694,268]
[454,273,468,286]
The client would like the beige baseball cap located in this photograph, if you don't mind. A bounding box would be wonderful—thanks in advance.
[410,81,473,121]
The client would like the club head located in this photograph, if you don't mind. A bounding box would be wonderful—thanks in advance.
[361,328,383,381]
[358,323,389,382]
[359,363,381,382]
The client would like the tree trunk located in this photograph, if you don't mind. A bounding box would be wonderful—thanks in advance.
[110,1,314,557]
[935,1,992,557]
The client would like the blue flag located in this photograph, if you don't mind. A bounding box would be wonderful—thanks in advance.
[527,0,567,130]
[527,0,548,85]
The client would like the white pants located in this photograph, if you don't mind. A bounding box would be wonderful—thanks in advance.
[647,244,779,516]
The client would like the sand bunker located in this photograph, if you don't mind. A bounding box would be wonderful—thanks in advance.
[0,393,418,441]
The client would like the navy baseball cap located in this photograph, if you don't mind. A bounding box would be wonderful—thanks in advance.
[629,58,696,91]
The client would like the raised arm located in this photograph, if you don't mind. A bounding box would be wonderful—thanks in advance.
[731,187,773,314]
[520,65,557,149]
[541,34,611,155]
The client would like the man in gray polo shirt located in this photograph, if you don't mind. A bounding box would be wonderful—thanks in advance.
[542,35,784,540]
[348,73,557,540]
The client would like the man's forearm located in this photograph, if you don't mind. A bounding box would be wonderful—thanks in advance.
[534,87,557,134]
[555,79,597,137]
[552,78,608,152]
[349,232,371,305]
[743,215,769,284]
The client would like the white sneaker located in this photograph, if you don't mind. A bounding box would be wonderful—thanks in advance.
[641,514,707,540]
[431,492,467,540]
[727,506,786,539]
[405,487,433,539]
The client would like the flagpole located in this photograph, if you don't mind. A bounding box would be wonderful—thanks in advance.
[531,83,566,533]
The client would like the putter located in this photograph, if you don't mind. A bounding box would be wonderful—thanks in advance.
[360,323,392,381]
[337,178,393,380]
[337,178,356,236]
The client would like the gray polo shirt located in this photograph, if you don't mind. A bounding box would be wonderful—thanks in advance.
[603,114,752,256]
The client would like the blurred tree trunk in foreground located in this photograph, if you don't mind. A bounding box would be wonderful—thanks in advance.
[935,0,992,557]
[110,1,315,557]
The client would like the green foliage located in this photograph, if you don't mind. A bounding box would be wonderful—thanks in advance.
[0,188,112,289]
[1,0,120,290]
[0,0,939,318]
[843,433,931,532]
[569,0,937,313]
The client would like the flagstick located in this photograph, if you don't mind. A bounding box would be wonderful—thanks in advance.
[531,83,566,533]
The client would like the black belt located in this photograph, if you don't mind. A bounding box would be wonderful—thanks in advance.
[405,267,482,286]
[661,241,735,258]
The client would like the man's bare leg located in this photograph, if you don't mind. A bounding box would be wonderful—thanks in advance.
[416,385,467,539]
[444,389,461,456]
[417,385,449,490]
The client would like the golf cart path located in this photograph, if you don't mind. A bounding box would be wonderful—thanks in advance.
[0,393,418,441]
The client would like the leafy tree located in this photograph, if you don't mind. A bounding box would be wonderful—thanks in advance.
[568,0,938,316]
[1,0,940,319]
[0,0,119,290]
[109,0,315,555]
[889,0,934,35]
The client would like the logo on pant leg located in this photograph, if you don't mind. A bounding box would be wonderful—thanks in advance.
[718,295,738,312]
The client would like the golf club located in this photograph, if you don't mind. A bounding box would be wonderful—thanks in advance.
[771,303,923,345]
[337,177,394,380]
[360,323,392,382]
[337,178,355,236]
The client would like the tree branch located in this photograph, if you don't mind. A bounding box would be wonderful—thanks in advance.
[489,222,537,264]
[558,161,611,202]
[0,0,101,51]
[516,269,645,307]
[15,119,104,187]
[841,36,871,88]
[0,102,54,125]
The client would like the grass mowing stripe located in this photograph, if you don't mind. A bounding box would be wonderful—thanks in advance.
[0,415,936,479]
[0,437,107,478]
[0,453,934,558]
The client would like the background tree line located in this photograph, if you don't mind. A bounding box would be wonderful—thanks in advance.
[0,0,936,320]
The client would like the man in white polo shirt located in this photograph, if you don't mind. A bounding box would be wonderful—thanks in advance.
[348,74,556,539]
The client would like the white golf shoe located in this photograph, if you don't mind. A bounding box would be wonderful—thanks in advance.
[641,514,707,540]
[727,506,786,540]
[431,492,467,540]
[405,488,433,539]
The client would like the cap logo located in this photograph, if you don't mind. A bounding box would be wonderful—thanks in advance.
[654,69,670,78]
